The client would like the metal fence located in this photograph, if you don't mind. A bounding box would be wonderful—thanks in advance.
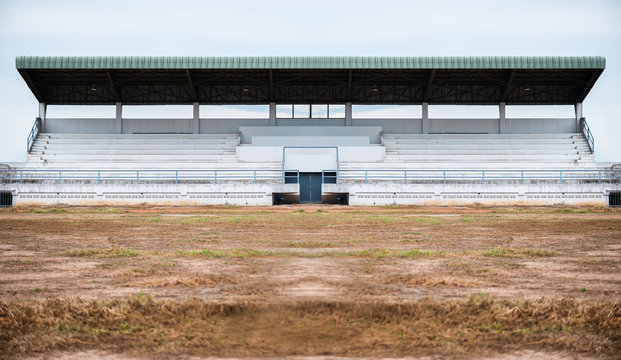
[333,168,621,185]
[26,117,41,153]
[0,169,288,185]
[1,168,619,185]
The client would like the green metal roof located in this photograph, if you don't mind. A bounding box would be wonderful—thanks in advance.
[16,56,606,70]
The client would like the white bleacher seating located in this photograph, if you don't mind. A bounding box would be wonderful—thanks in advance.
[339,133,596,171]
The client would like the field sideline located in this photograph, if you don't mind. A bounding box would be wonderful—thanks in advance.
[1,205,620,359]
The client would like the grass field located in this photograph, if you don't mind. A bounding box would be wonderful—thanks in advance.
[1,205,620,359]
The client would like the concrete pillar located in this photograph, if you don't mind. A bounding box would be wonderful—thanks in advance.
[193,102,200,134]
[422,102,429,134]
[115,102,122,134]
[345,102,352,126]
[575,102,583,132]
[269,102,276,126]
[38,103,47,132]
[499,102,506,134]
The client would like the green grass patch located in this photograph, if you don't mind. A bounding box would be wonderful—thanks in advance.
[184,248,275,259]
[64,247,146,258]
[279,241,336,248]
[478,247,560,258]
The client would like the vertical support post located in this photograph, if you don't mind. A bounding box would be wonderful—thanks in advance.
[574,102,583,132]
[193,102,200,134]
[175,170,178,184]
[214,170,218,184]
[115,102,123,134]
[443,170,446,184]
[20,170,23,184]
[253,170,256,184]
[136,170,139,184]
[499,102,506,134]
[521,171,524,184]
[422,102,429,134]
[269,102,276,126]
[559,170,563,184]
[345,102,353,126]
[482,170,485,184]
[58,170,62,184]
[38,103,47,132]
[404,170,407,184]
[365,170,368,184]
[598,170,601,184]
[98,171,101,184]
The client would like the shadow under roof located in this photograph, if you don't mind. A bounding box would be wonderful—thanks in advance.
[16,56,605,105]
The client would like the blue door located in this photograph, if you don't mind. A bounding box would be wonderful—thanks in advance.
[299,173,322,203]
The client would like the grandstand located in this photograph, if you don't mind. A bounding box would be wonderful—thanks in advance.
[0,56,619,206]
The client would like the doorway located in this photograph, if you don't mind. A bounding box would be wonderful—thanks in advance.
[299,173,322,203]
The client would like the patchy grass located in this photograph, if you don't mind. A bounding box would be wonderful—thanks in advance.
[477,247,561,258]
[64,247,147,258]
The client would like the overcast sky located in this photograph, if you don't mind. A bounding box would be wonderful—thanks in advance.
[1,0,620,162]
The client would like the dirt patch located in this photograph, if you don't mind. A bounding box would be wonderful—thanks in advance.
[1,206,620,358]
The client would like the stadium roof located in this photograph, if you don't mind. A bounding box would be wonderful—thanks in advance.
[16,56,605,105]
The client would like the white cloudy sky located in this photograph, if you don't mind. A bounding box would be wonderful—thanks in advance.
[0,0,620,162]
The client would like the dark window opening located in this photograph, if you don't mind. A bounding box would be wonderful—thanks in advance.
[610,192,621,207]
[0,192,12,207]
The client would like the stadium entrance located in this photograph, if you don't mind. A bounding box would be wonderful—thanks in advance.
[299,173,322,203]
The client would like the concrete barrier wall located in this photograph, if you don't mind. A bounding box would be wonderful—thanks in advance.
[122,119,193,134]
[236,145,385,164]
[45,118,116,133]
[430,118,500,134]
[239,126,382,144]
[3,182,618,206]
[43,117,577,135]
[199,118,269,134]
[324,183,619,206]
[506,118,576,133]
[352,118,423,134]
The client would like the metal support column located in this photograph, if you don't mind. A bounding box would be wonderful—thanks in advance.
[193,102,199,134]
[115,102,122,134]
[499,102,506,134]
[422,103,429,134]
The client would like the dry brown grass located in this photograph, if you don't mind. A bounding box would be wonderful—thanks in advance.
[1,294,619,358]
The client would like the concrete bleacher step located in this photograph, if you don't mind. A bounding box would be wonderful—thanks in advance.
[381,133,582,139]
[385,149,580,155]
[39,149,236,156]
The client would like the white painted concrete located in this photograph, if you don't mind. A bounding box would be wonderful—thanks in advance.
[7,183,299,206]
[236,145,385,163]
[41,117,578,135]
[251,136,370,146]
[3,181,619,206]
[239,126,382,144]
[323,183,621,206]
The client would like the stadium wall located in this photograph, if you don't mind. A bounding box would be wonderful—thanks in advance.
[41,117,577,135]
[4,182,619,207]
